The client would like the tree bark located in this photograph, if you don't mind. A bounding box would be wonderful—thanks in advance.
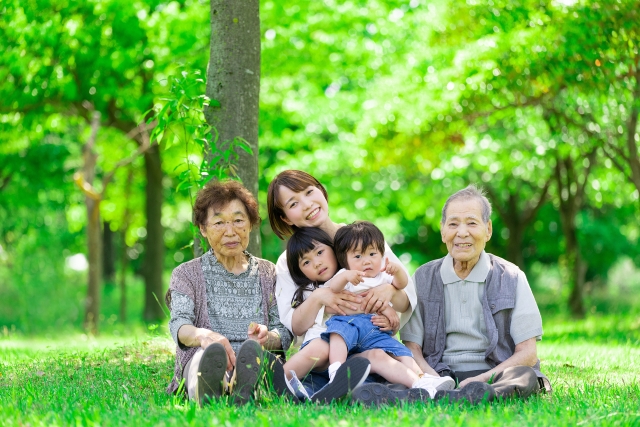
[206,0,261,256]
[485,180,550,270]
[82,112,102,334]
[119,166,134,324]
[143,144,165,322]
[553,151,596,318]
[102,220,116,284]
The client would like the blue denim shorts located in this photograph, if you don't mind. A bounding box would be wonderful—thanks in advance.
[321,314,412,358]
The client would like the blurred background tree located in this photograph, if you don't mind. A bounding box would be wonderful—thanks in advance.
[0,0,638,334]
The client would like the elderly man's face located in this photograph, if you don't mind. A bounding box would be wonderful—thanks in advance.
[441,198,492,265]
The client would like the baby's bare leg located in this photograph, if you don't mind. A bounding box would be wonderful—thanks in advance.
[395,355,423,376]
[329,333,348,365]
[283,339,330,380]
[358,349,419,388]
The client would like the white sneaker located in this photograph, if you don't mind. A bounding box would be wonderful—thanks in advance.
[413,375,456,392]
[285,371,310,400]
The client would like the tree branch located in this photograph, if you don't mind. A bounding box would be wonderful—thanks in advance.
[522,178,552,225]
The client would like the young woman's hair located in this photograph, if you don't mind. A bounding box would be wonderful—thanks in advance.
[267,170,329,240]
[333,221,386,269]
[286,227,335,308]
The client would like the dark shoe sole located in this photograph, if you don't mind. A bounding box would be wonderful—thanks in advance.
[434,381,495,405]
[311,358,371,404]
[232,340,263,404]
[196,343,227,406]
[263,351,299,401]
[352,383,433,406]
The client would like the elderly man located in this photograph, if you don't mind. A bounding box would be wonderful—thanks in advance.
[353,185,551,405]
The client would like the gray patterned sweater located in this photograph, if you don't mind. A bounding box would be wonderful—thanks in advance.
[165,250,292,394]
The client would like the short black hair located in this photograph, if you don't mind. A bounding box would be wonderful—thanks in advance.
[334,221,386,269]
[286,227,335,308]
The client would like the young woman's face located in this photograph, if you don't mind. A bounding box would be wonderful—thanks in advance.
[278,185,329,229]
[345,244,384,278]
[298,242,338,282]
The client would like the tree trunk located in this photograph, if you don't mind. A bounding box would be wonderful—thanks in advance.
[206,0,261,256]
[559,212,586,317]
[505,221,525,269]
[553,152,594,318]
[119,166,134,324]
[484,182,550,270]
[119,228,129,324]
[143,144,165,322]
[82,112,102,334]
[103,220,116,284]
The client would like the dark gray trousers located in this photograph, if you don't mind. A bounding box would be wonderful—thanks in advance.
[451,366,542,399]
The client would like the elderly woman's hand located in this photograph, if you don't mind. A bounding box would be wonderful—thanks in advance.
[247,322,269,346]
[195,328,236,371]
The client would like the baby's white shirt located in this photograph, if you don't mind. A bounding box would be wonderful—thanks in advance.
[302,269,394,344]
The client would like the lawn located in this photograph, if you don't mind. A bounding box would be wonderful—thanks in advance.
[1,314,639,427]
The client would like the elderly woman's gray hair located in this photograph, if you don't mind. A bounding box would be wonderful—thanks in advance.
[441,184,492,224]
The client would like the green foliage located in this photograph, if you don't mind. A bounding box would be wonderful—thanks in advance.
[258,0,640,315]
[149,69,253,253]
[0,0,639,328]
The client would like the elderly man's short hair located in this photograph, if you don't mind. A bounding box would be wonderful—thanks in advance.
[441,184,492,224]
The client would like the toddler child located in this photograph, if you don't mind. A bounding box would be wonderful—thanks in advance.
[282,222,454,399]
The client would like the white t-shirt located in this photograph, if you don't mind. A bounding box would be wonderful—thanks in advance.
[301,269,394,344]
[275,242,417,344]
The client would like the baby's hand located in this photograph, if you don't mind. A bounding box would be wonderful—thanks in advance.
[343,270,365,286]
[382,258,401,277]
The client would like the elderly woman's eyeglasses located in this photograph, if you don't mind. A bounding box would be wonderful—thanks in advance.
[208,218,248,231]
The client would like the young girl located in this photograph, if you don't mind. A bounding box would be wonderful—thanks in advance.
[282,224,454,399]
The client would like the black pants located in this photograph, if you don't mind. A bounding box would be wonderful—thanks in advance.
[448,366,543,399]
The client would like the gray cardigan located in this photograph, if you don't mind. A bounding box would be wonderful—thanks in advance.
[164,254,290,394]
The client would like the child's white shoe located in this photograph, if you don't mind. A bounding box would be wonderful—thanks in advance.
[327,362,342,383]
[413,374,456,393]
[285,371,310,400]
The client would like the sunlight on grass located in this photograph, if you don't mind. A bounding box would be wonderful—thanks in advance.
[1,316,639,427]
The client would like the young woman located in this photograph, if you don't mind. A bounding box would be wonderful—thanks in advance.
[267,170,418,396]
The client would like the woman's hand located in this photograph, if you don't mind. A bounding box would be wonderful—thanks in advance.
[247,322,269,346]
[194,328,236,371]
[314,287,363,316]
[291,288,363,336]
[371,305,400,333]
[360,284,396,313]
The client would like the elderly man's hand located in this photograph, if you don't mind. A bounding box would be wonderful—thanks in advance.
[458,373,490,389]
[195,328,236,371]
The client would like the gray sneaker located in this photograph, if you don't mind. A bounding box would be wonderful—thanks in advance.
[434,381,496,404]
[232,340,263,404]
[352,383,433,406]
[311,358,371,404]
[195,343,227,406]
[263,351,290,398]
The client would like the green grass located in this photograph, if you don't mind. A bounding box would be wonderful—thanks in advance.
[1,315,640,427]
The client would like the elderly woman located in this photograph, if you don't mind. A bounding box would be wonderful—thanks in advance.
[267,170,417,399]
[166,180,292,405]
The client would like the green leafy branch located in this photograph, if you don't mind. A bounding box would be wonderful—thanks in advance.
[145,69,253,251]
